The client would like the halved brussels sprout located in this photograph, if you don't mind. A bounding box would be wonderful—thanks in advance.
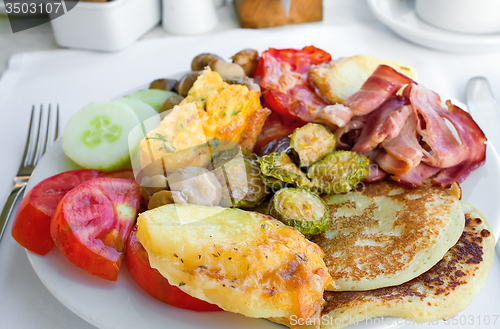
[307,151,369,194]
[268,188,330,237]
[212,149,269,209]
[258,136,291,157]
[260,174,289,191]
[290,123,336,168]
[260,152,314,191]
[148,190,188,210]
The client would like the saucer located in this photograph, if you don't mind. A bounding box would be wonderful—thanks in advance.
[367,0,500,53]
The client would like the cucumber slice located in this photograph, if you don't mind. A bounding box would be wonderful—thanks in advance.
[114,98,159,124]
[62,101,140,172]
[125,89,178,112]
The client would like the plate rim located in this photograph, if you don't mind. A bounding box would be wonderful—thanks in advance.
[367,0,500,51]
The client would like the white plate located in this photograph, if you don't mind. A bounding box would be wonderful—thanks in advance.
[367,0,500,53]
[24,99,500,329]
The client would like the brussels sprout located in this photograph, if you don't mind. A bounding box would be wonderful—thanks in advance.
[290,123,336,168]
[212,149,269,209]
[148,190,188,210]
[260,174,289,191]
[258,136,291,157]
[268,188,330,237]
[307,151,369,194]
[260,152,314,191]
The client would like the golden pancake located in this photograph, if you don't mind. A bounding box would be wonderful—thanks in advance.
[274,201,494,329]
[312,181,464,291]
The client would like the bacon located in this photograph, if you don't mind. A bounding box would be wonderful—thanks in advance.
[431,101,487,187]
[364,163,389,183]
[352,96,412,154]
[312,65,414,128]
[333,117,366,150]
[380,113,423,175]
[313,104,352,129]
[342,83,486,188]
[344,65,415,117]
[390,163,442,187]
[408,85,464,168]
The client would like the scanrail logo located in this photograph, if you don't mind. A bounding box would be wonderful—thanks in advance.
[4,0,79,32]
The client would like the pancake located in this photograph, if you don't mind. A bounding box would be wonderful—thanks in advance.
[312,181,465,291]
[278,201,494,329]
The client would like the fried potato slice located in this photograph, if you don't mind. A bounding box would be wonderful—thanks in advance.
[137,204,332,325]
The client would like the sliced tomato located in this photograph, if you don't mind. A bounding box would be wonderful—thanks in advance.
[98,169,136,181]
[50,178,141,281]
[254,46,331,122]
[253,112,304,154]
[11,169,101,255]
[126,225,223,312]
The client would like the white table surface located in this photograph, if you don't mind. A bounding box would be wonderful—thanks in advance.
[0,1,499,329]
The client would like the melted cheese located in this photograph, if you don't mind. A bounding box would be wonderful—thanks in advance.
[137,204,332,324]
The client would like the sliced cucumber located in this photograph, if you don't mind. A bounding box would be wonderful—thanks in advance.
[62,101,140,172]
[114,98,159,124]
[125,89,178,112]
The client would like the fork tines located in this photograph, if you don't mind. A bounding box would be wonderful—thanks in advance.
[23,104,60,170]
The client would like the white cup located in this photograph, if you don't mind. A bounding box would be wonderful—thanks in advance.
[162,0,219,35]
[415,0,500,34]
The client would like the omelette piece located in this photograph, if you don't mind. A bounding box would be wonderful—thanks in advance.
[312,180,464,291]
[275,201,495,329]
[139,69,270,176]
[137,204,332,325]
[309,55,418,104]
[139,102,211,175]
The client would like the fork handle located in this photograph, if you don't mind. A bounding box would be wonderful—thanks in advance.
[0,183,27,243]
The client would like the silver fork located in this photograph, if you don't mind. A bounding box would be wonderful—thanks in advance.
[0,105,59,243]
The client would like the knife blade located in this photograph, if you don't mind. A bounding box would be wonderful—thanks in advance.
[466,77,500,155]
[466,77,500,250]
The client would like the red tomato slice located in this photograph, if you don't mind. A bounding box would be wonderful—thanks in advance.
[126,225,222,312]
[254,46,331,122]
[11,169,101,255]
[98,169,136,181]
[50,178,141,281]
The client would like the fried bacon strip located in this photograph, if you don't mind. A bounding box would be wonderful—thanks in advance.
[431,101,487,187]
[313,65,414,128]
[352,96,412,154]
[330,68,486,187]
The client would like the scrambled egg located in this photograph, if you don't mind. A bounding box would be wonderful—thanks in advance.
[139,69,269,175]
[137,204,332,325]
[309,55,418,104]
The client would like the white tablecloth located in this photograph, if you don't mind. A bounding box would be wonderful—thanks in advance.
[1,10,500,329]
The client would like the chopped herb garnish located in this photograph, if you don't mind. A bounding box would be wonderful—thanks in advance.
[179,282,185,287]
[400,66,410,70]
[295,253,307,262]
